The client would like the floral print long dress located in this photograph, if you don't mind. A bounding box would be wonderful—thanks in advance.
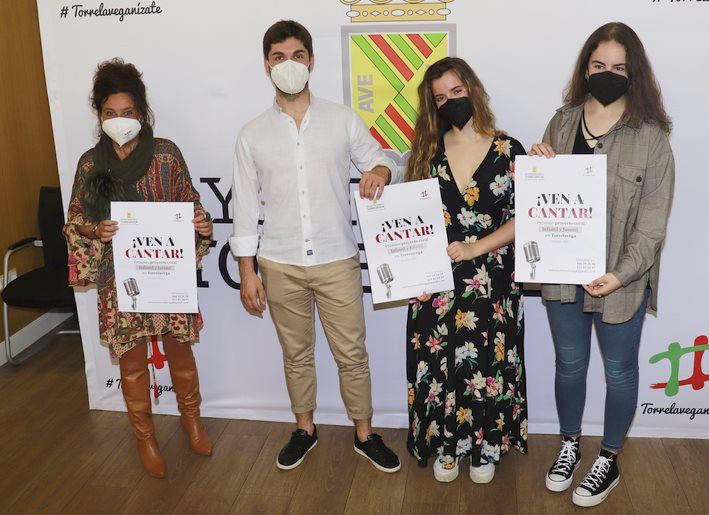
[407,136,528,468]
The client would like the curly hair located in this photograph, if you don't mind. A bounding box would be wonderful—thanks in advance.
[91,58,154,131]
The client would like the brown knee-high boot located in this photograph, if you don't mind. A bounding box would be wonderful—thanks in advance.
[162,333,213,456]
[119,341,167,478]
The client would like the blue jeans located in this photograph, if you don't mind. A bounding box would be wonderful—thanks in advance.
[545,286,649,451]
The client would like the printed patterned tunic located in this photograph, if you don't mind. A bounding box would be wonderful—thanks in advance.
[406,136,528,467]
[64,138,211,359]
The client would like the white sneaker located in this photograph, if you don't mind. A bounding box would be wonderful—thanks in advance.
[469,459,495,483]
[433,456,459,482]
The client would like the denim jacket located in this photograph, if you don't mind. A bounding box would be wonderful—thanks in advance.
[540,102,675,323]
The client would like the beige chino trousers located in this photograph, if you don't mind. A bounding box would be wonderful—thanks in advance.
[258,255,373,420]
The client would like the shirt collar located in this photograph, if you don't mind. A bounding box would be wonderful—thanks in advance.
[271,91,316,114]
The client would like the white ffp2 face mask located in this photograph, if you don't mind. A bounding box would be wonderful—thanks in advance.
[102,117,141,147]
[270,59,310,95]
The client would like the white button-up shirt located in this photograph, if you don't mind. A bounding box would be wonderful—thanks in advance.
[230,95,400,266]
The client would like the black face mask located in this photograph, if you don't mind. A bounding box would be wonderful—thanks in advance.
[587,71,629,106]
[437,96,474,129]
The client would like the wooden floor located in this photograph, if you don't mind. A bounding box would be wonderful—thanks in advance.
[1,320,706,515]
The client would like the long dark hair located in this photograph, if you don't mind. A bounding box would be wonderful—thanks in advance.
[565,22,671,133]
[91,58,154,136]
[407,57,498,182]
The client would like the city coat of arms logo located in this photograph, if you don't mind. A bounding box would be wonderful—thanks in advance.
[341,1,456,165]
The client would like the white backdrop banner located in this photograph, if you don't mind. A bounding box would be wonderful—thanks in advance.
[37,0,709,439]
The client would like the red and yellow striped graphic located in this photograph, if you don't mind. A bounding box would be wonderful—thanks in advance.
[348,31,449,153]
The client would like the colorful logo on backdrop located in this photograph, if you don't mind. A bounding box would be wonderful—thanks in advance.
[341,1,456,161]
[641,334,709,421]
[650,334,709,396]
[346,30,449,154]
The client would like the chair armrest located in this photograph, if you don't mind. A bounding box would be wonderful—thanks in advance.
[3,237,42,287]
[7,237,38,251]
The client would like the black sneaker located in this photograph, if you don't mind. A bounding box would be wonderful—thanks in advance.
[276,427,318,470]
[545,435,581,492]
[572,449,620,507]
[354,433,401,473]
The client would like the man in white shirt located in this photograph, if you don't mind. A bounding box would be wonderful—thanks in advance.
[230,20,401,472]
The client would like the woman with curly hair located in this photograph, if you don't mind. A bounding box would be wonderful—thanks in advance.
[64,58,214,478]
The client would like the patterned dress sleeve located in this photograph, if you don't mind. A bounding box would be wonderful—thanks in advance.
[169,142,212,265]
[63,152,105,286]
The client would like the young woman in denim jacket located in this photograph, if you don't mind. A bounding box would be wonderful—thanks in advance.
[529,22,674,507]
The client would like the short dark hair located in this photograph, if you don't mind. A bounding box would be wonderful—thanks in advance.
[91,58,154,128]
[262,20,313,59]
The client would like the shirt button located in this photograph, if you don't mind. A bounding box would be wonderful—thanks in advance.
[597,142,604,149]
[301,190,305,195]
[636,176,642,183]
[299,166,303,170]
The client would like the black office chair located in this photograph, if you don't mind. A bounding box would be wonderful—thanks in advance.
[2,186,79,366]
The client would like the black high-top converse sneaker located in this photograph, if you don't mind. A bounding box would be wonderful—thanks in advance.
[545,435,581,492]
[572,449,620,507]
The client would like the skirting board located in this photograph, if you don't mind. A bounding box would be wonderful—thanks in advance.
[0,311,73,367]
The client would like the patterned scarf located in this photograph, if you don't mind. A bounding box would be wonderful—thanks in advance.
[81,125,156,222]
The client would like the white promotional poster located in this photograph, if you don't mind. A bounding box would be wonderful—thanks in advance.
[111,201,198,313]
[354,178,454,304]
[35,0,709,439]
[515,155,607,284]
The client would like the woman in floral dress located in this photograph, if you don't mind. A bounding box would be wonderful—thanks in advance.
[406,57,527,483]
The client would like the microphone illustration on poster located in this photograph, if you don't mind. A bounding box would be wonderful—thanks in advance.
[523,241,541,281]
[123,278,140,310]
[377,263,394,299]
